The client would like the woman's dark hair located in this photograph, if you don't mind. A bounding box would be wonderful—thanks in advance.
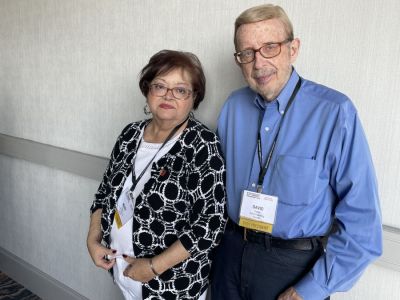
[139,50,206,110]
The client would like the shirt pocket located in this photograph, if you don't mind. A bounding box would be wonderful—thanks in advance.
[270,155,317,206]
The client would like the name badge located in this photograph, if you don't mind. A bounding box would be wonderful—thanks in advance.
[239,190,278,233]
[114,189,134,229]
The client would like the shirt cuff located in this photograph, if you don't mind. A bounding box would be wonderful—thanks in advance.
[294,273,329,300]
[90,201,103,214]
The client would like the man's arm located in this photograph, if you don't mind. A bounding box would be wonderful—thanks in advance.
[294,107,382,299]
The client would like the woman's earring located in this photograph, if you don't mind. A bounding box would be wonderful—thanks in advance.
[143,104,151,115]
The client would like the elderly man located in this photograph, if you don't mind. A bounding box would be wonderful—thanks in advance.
[211,4,382,300]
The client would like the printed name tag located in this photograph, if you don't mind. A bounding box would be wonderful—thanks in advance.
[115,189,134,229]
[239,190,278,233]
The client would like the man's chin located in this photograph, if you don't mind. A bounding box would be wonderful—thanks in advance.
[254,86,275,101]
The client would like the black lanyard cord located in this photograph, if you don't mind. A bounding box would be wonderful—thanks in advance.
[256,78,302,192]
[131,116,189,189]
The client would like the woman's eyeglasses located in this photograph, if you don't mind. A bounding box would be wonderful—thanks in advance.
[149,83,193,100]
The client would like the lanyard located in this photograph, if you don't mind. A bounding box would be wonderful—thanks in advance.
[131,117,188,190]
[256,78,302,193]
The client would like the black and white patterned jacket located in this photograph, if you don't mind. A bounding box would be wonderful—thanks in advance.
[91,117,227,299]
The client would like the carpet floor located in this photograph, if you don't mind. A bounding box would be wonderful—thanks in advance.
[0,271,41,300]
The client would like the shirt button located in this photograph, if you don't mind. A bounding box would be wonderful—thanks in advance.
[251,183,256,187]
[265,127,270,132]
[280,110,285,115]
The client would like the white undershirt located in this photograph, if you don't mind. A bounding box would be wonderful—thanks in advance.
[110,132,180,300]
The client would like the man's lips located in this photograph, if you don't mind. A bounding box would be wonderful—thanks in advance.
[253,68,276,85]
[254,73,274,85]
[159,103,175,109]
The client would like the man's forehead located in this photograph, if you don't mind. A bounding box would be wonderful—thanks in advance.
[236,19,286,45]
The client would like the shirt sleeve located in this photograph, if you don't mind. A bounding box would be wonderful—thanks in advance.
[295,103,383,299]
[90,124,132,214]
[178,133,227,256]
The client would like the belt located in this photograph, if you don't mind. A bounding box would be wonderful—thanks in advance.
[227,219,320,251]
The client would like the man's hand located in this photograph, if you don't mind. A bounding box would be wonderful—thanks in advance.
[278,287,303,300]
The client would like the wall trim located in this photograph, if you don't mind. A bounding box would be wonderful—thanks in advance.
[0,133,108,181]
[0,246,88,300]
[1,133,400,272]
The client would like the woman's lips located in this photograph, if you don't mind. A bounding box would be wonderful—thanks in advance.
[159,103,175,109]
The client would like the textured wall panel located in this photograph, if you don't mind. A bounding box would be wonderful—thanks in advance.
[0,155,122,300]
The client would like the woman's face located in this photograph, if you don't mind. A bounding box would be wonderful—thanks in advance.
[147,68,194,125]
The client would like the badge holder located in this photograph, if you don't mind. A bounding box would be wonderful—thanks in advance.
[239,189,278,234]
[114,189,135,229]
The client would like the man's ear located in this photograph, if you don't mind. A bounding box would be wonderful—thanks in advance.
[290,38,300,63]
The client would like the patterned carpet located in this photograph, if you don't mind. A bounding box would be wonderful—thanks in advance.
[0,271,41,300]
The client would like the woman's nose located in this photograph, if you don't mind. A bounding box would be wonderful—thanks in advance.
[164,88,175,100]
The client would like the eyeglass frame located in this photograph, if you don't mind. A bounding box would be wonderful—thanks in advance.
[147,82,194,100]
[234,38,293,64]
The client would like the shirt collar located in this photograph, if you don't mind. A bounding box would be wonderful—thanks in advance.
[253,68,300,112]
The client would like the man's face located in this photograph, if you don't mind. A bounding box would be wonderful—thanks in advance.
[235,19,299,101]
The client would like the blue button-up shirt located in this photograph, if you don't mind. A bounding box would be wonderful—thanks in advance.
[217,69,382,299]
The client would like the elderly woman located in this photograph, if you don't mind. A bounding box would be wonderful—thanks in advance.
[86,50,227,300]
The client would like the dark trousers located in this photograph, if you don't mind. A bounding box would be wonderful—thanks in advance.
[210,222,328,300]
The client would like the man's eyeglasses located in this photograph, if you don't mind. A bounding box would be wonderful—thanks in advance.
[234,39,292,64]
[149,83,193,100]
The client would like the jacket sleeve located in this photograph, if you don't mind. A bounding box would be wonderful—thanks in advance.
[178,133,227,256]
[295,103,383,299]
[90,124,132,214]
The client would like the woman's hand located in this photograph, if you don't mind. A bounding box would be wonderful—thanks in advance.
[87,208,115,270]
[87,240,116,270]
[122,240,190,282]
[123,256,157,283]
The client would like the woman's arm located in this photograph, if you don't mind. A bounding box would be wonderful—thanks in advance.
[151,240,190,273]
[91,123,134,213]
[123,240,189,282]
[87,208,116,270]
[177,136,227,257]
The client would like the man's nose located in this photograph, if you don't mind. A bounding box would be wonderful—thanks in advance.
[254,51,267,69]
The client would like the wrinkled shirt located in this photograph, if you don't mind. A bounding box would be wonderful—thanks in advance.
[217,69,382,299]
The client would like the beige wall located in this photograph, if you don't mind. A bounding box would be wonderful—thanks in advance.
[1,1,399,299]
